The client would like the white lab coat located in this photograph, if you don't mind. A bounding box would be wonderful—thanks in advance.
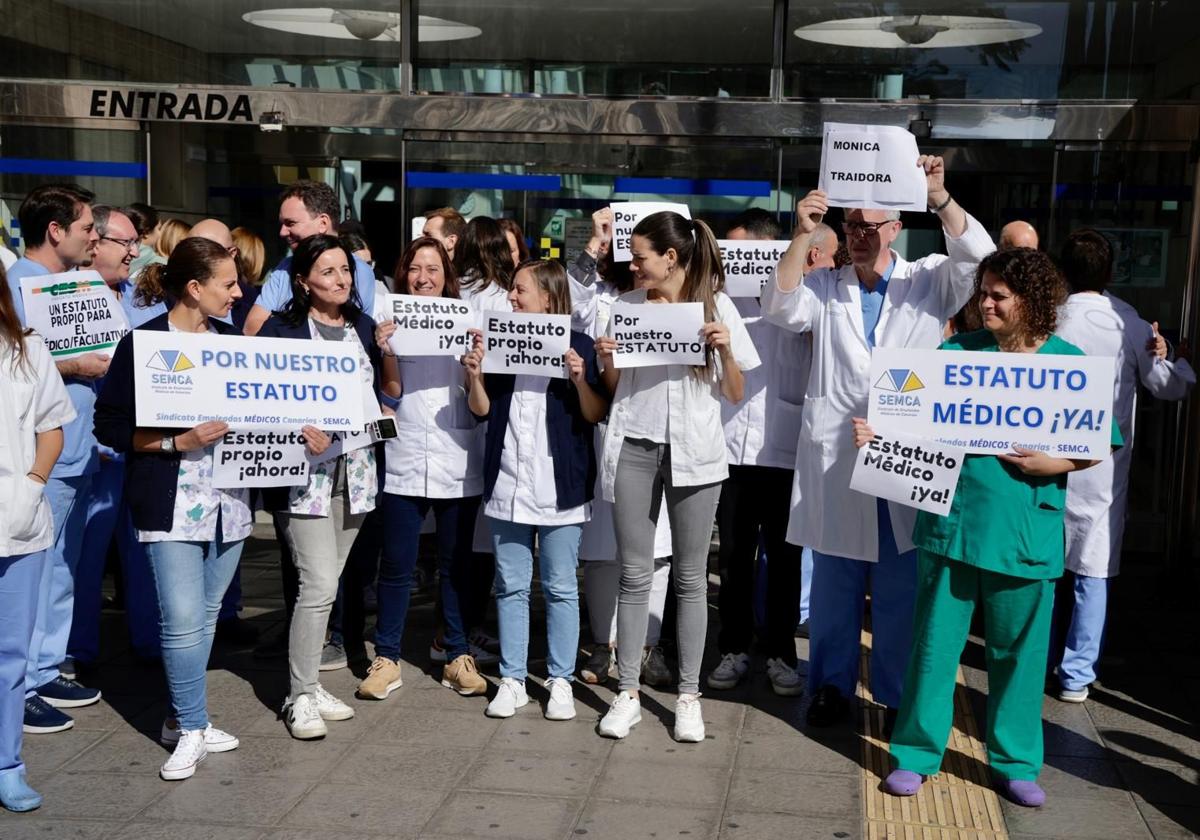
[722,297,811,469]
[0,334,77,556]
[1056,292,1194,577]
[761,213,995,562]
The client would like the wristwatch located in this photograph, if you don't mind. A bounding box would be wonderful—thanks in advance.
[160,434,176,454]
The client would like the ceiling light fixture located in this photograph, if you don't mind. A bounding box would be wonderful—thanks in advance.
[243,8,482,42]
[795,15,1041,49]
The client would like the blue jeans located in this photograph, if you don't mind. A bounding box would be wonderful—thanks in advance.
[810,500,918,709]
[376,494,480,662]
[1,553,43,778]
[27,473,92,694]
[1058,572,1110,691]
[487,517,581,682]
[144,535,244,730]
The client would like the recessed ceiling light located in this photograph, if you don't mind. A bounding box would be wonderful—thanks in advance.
[243,8,482,42]
[795,15,1041,49]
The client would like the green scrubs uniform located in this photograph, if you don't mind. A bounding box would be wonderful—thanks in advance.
[889,331,1122,782]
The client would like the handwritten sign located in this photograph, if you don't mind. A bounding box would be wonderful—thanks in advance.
[482,311,571,378]
[19,270,129,358]
[609,202,691,262]
[611,301,705,369]
[718,240,791,297]
[866,348,1117,458]
[385,294,474,356]
[849,429,964,515]
[818,123,927,212]
[133,330,367,431]
[213,429,309,488]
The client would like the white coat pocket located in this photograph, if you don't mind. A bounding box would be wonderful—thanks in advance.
[10,475,51,545]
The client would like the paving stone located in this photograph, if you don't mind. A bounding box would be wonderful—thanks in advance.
[370,706,501,748]
[735,730,859,775]
[718,811,860,840]
[1036,757,1130,801]
[460,750,603,798]
[32,772,167,821]
[328,742,474,789]
[279,780,443,836]
[1099,726,1200,765]
[60,730,171,775]
[1135,802,1200,839]
[68,697,159,733]
[207,734,352,779]
[486,716,612,758]
[20,729,110,778]
[606,717,739,768]
[574,800,722,840]
[591,752,731,807]
[1042,717,1112,760]
[420,791,581,839]
[1117,761,1200,806]
[104,822,264,840]
[726,768,859,819]
[0,818,116,839]
[1000,791,1154,839]
[141,775,313,826]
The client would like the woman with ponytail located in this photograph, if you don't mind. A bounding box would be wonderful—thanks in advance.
[595,211,760,742]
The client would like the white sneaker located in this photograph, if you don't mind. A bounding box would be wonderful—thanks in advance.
[766,657,804,697]
[160,728,206,780]
[1057,685,1089,703]
[284,694,327,740]
[598,690,642,739]
[641,646,673,687]
[485,677,529,718]
[314,684,355,721]
[160,720,240,753]
[706,652,750,690]
[544,678,576,721]
[674,693,706,743]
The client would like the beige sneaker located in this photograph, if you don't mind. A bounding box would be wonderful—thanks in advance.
[442,653,488,696]
[357,656,402,700]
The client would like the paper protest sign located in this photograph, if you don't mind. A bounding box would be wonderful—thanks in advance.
[213,429,309,488]
[866,348,1117,459]
[718,240,791,297]
[611,301,705,369]
[818,123,927,211]
[609,202,691,262]
[307,427,375,466]
[563,218,595,264]
[19,271,130,359]
[385,294,474,356]
[133,331,367,431]
[481,311,571,378]
[850,429,964,516]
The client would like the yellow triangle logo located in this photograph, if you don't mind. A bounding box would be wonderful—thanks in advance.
[901,371,924,392]
[174,353,195,372]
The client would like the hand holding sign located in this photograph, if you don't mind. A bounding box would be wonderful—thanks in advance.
[849,419,965,516]
[611,301,705,369]
[818,123,927,211]
[19,270,130,360]
[718,240,793,297]
[797,190,830,234]
[176,421,230,452]
[481,311,571,378]
[385,294,474,357]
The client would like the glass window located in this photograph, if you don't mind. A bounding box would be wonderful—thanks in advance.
[785,1,1200,101]
[415,0,774,97]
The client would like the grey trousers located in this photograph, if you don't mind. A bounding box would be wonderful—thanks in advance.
[613,438,722,695]
[279,459,365,702]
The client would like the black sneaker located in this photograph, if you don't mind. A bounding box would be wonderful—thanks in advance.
[805,685,850,728]
[23,695,74,733]
[36,675,101,709]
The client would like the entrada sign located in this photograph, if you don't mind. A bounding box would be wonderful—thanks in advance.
[88,89,254,123]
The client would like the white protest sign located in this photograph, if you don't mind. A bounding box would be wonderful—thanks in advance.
[481,311,571,378]
[385,294,474,357]
[213,429,309,488]
[718,240,791,297]
[133,331,367,431]
[866,348,1117,459]
[611,301,705,369]
[610,202,691,262]
[849,429,964,516]
[563,218,595,265]
[19,270,130,359]
[818,123,927,211]
[307,427,375,465]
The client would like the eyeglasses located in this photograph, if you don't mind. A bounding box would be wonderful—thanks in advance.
[100,235,139,251]
[841,221,895,238]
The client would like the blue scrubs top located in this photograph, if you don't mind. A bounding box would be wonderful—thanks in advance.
[859,259,897,349]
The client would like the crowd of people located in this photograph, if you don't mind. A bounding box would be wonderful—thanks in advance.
[0,158,1191,814]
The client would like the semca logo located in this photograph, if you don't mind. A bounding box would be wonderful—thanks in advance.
[874,368,925,394]
[145,350,196,373]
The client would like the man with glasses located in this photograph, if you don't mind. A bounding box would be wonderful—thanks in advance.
[761,156,995,731]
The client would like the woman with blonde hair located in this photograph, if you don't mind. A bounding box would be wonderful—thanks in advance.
[231,226,266,285]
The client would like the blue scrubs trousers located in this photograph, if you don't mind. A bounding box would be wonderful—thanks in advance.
[1,553,42,779]
[69,458,122,663]
[808,500,917,709]
[27,474,92,695]
[1057,572,1110,692]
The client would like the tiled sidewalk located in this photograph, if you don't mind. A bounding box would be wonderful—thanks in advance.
[3,526,1197,839]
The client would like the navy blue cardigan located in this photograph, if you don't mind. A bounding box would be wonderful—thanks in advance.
[479,330,606,510]
[93,312,241,532]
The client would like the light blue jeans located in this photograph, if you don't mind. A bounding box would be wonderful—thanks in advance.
[1058,572,1110,692]
[144,535,244,730]
[1,553,43,778]
[27,473,92,694]
[487,517,581,682]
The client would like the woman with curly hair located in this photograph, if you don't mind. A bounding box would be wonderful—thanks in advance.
[855,248,1121,808]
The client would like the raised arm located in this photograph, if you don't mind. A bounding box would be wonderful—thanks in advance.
[761,191,826,334]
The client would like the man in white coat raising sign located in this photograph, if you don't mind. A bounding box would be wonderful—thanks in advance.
[761,155,995,729]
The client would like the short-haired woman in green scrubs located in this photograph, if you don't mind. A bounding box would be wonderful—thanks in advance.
[854,248,1122,808]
